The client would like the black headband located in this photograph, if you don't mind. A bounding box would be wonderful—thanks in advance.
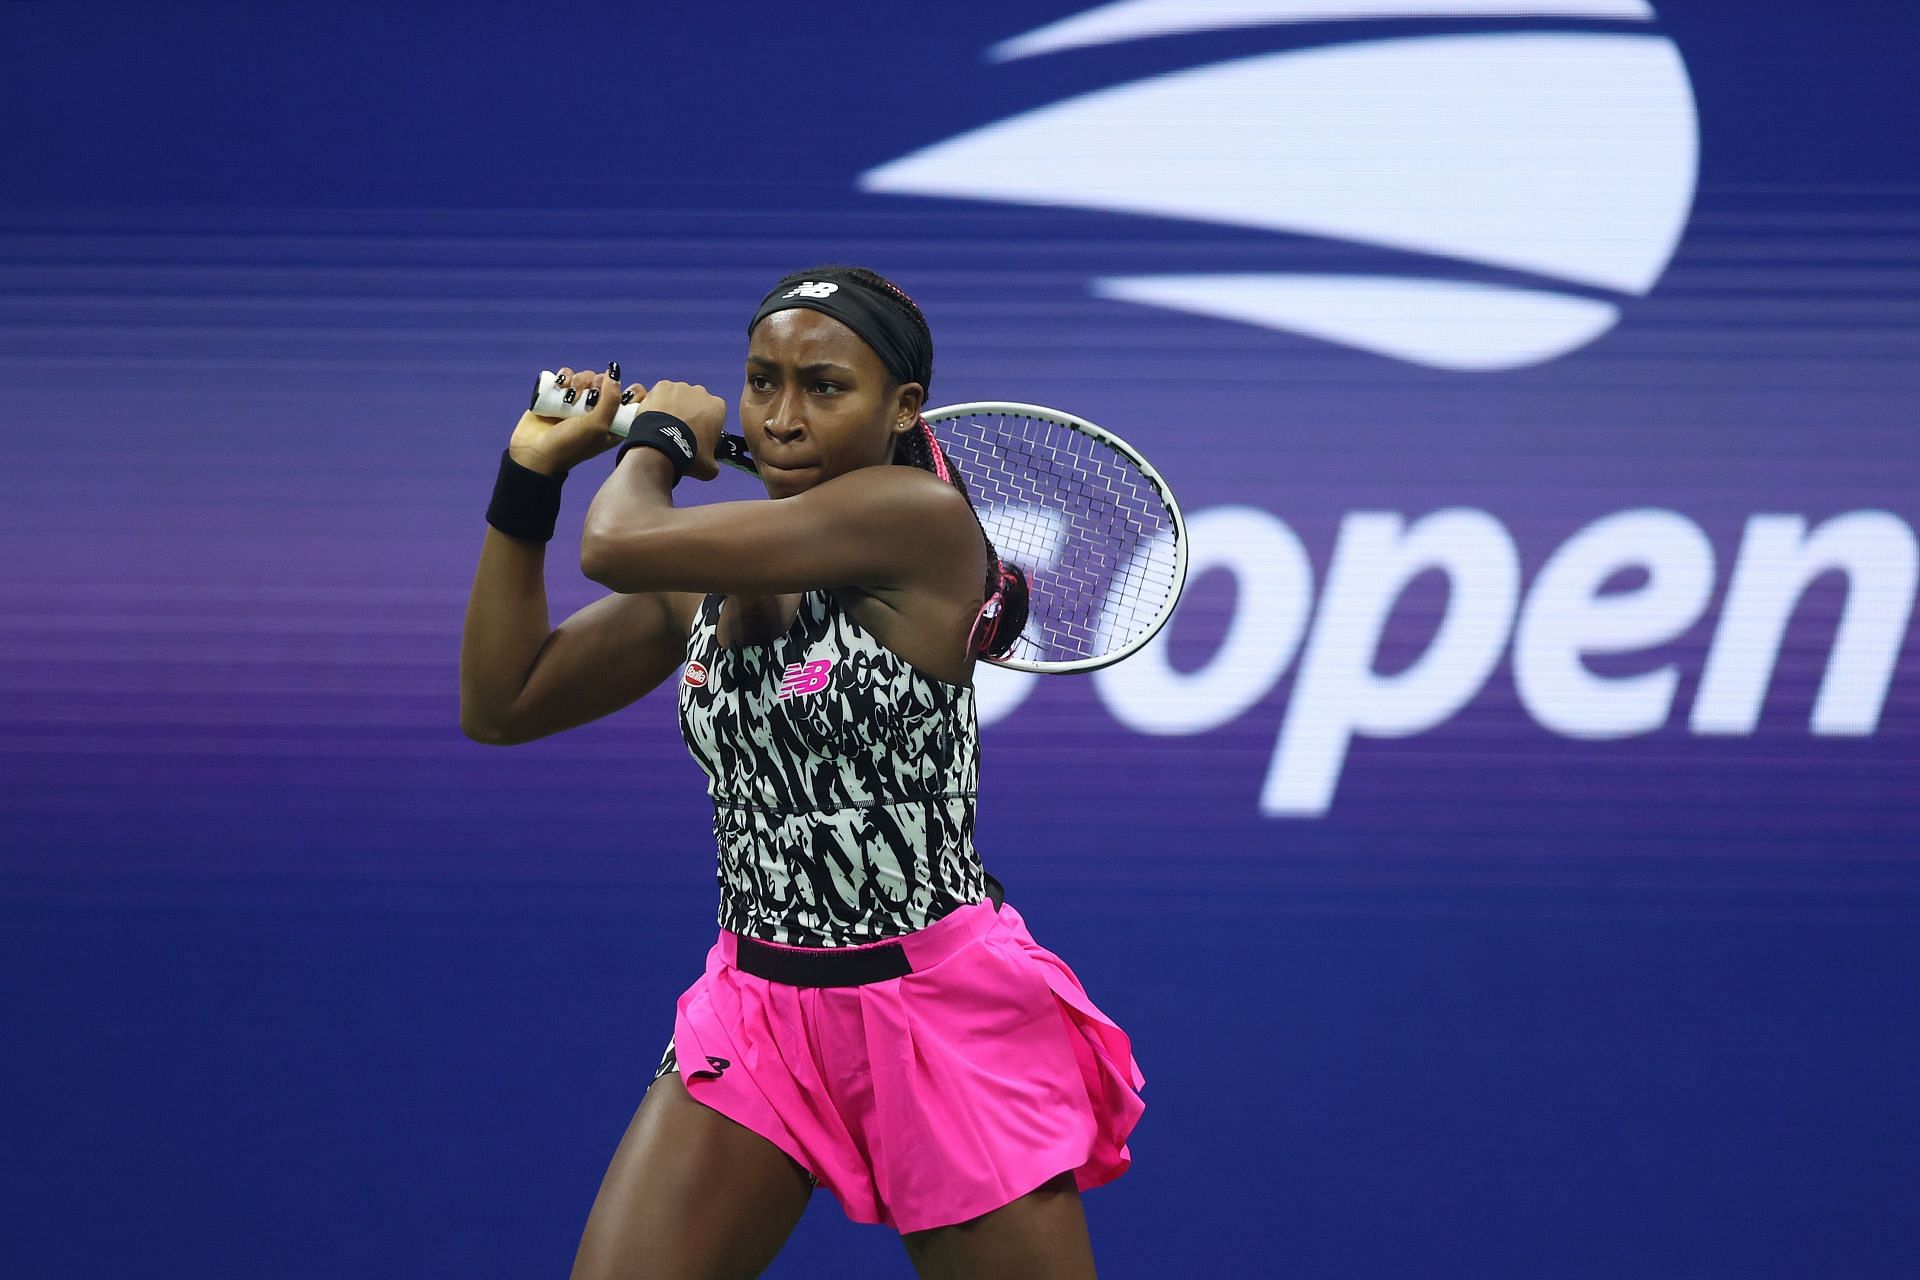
[748,270,932,390]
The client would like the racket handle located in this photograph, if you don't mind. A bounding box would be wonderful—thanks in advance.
[528,370,759,475]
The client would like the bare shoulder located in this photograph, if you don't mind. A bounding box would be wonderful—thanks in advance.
[829,467,992,678]
[809,463,981,550]
[819,459,972,507]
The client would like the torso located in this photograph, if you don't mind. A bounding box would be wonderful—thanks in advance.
[678,588,986,946]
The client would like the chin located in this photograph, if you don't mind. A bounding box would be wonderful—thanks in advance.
[759,470,808,499]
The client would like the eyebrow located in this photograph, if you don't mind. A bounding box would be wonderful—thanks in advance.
[746,356,860,377]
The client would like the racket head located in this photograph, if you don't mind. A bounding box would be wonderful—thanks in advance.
[922,401,1188,674]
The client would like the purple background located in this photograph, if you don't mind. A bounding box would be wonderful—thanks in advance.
[4,2,1917,1276]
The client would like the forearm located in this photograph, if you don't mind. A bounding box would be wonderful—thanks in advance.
[459,527,558,742]
[580,448,681,592]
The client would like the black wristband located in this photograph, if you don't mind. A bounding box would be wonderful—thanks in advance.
[616,411,698,483]
[485,450,567,544]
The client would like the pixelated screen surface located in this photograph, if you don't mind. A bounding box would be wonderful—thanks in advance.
[3,1,1918,1276]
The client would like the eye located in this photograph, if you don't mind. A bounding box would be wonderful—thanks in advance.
[746,373,772,393]
[811,380,842,395]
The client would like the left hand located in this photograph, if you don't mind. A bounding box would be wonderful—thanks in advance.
[508,365,630,476]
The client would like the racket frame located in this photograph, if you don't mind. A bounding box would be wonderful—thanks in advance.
[923,401,1189,675]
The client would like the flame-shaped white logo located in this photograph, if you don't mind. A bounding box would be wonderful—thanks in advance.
[862,2,1699,371]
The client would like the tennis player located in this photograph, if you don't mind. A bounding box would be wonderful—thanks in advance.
[461,267,1144,1279]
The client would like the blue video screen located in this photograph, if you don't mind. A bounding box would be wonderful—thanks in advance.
[4,2,1916,1275]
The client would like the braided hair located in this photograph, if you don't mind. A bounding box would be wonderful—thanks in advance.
[789,264,1030,661]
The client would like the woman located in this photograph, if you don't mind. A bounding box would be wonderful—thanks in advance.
[460,267,1144,1279]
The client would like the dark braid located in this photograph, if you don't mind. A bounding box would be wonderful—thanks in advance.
[899,420,1031,662]
[798,265,1029,660]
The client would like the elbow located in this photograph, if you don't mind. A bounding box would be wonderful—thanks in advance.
[578,525,617,587]
[579,521,655,592]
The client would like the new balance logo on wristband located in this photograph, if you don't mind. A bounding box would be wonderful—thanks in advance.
[619,412,699,477]
[779,659,834,699]
[659,423,693,462]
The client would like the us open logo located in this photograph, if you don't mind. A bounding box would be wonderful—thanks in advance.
[862,1,1699,372]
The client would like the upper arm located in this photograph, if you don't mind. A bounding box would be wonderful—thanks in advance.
[580,465,980,598]
[485,588,698,745]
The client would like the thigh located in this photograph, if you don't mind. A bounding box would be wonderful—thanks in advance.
[571,1072,815,1280]
[899,1172,1097,1280]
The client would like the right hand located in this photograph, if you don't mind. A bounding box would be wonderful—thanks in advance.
[632,380,727,481]
[507,365,627,477]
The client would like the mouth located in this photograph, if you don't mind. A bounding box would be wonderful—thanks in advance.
[755,458,819,496]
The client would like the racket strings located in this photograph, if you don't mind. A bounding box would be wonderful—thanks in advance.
[936,411,1179,667]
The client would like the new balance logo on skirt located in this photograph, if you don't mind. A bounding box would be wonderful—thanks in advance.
[779,659,834,699]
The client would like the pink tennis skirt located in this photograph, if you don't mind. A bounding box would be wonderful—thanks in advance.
[660,897,1146,1234]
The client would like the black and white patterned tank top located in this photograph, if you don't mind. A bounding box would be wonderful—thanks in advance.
[677,590,986,946]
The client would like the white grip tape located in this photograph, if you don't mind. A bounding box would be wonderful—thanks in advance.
[530,371,641,438]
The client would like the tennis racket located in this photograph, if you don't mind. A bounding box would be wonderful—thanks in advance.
[530,375,1187,674]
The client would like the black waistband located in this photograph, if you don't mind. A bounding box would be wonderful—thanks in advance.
[731,874,1004,988]
[734,936,913,987]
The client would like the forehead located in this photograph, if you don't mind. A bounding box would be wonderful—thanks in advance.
[747,307,887,375]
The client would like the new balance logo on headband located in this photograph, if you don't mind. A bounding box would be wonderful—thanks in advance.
[783,281,840,300]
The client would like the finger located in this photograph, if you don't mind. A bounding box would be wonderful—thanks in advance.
[620,382,649,405]
[583,360,629,429]
[581,369,620,430]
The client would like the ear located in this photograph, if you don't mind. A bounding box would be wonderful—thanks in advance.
[889,381,927,437]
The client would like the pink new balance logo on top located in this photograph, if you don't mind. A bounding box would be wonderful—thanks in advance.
[778,659,834,700]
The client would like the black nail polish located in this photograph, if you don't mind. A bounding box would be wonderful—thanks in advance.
[555,372,568,386]
[583,389,600,409]
[563,388,578,404]
[620,388,635,404]
[607,361,620,381]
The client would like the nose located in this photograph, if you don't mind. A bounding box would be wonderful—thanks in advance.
[763,389,807,443]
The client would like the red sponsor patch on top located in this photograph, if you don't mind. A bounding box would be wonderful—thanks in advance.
[683,660,708,687]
